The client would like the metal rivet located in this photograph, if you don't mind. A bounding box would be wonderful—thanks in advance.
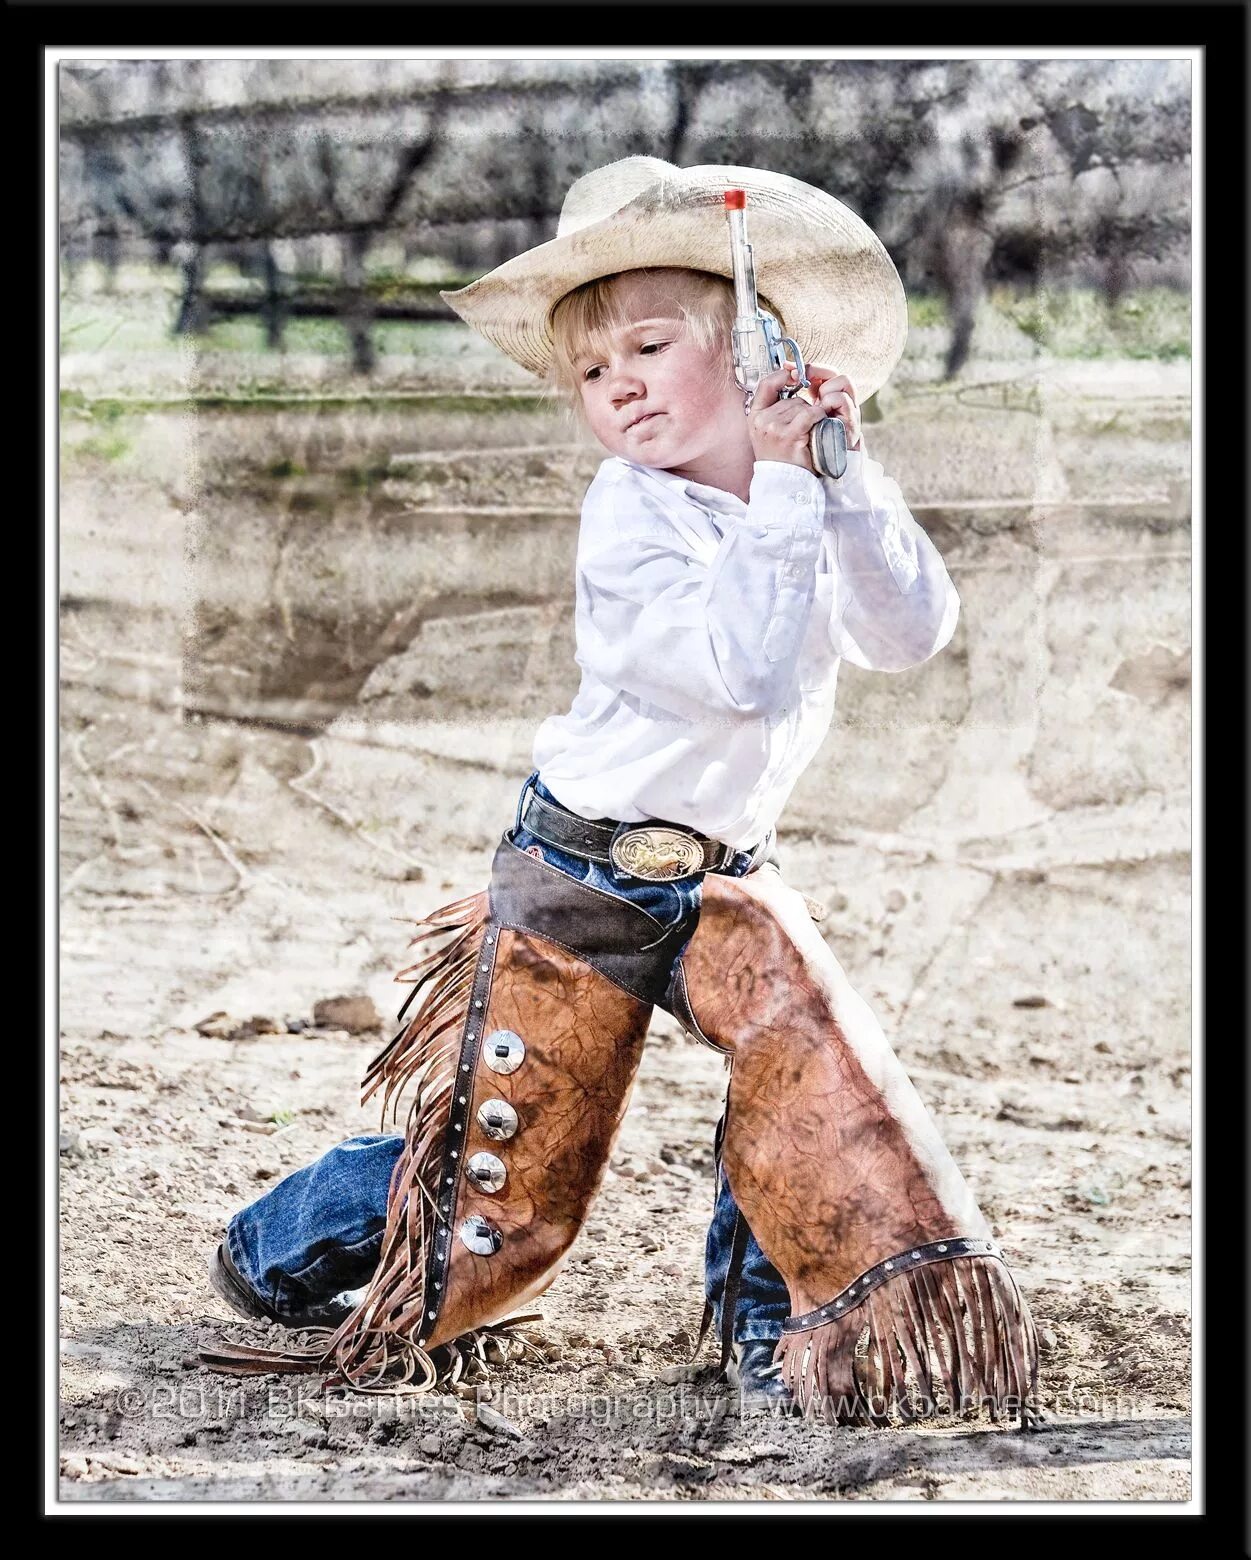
[458,1096,467,1104]
[461,1064,470,1072]
[474,1000,483,1008]
[459,1214,503,1256]
[481,963,489,971]
[476,1098,519,1141]
[445,1177,453,1185]
[434,1281,441,1290]
[451,1150,458,1158]
[466,1151,507,1194]
[483,1030,525,1075]
[911,1251,921,1259]
[428,1310,436,1319]
[417,1338,425,1348]
[938,1244,947,1252]
[885,1261,893,1271]
[454,1123,462,1131]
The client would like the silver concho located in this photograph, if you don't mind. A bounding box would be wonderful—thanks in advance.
[609,827,705,881]
[483,1029,525,1074]
[466,1151,507,1194]
[476,1098,519,1141]
[459,1214,503,1256]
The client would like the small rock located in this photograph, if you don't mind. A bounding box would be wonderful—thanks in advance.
[639,1237,663,1254]
[240,1015,285,1036]
[475,1402,522,1439]
[194,1012,237,1039]
[60,1455,90,1480]
[419,1434,442,1456]
[404,866,426,882]
[602,1347,623,1365]
[285,1018,308,1034]
[884,889,907,914]
[1012,995,1050,1009]
[313,995,382,1035]
[254,1166,278,1180]
[804,896,828,922]
[1094,1040,1112,1053]
[1038,1326,1058,1353]
[59,1128,85,1157]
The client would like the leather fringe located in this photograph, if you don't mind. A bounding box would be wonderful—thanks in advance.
[200,892,498,1392]
[777,1255,1043,1428]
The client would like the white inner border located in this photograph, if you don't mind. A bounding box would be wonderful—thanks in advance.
[47,43,1202,1519]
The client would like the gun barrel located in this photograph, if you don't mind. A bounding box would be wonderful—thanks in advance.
[724,192,759,323]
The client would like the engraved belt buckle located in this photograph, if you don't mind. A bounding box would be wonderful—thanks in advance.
[608,823,705,881]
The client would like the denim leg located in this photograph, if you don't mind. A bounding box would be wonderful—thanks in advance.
[225,1133,405,1319]
[704,1148,792,1345]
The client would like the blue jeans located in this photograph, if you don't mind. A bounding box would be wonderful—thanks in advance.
[226,773,791,1344]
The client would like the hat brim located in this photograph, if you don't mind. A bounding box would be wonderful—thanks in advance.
[441,165,908,403]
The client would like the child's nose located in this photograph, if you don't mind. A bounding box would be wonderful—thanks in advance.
[608,367,645,405]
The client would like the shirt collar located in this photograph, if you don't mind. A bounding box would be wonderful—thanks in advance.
[607,456,746,516]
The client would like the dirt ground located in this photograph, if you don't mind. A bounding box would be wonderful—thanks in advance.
[57,331,1192,1504]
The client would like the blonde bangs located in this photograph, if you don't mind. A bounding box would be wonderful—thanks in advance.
[547,268,738,401]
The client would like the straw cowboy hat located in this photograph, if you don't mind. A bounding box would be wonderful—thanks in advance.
[441,156,909,401]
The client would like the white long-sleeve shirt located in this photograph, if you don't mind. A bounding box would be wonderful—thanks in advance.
[530,445,960,849]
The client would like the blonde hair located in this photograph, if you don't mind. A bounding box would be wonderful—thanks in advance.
[547,268,739,412]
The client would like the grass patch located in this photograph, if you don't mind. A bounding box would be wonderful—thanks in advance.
[73,431,132,462]
[908,293,949,330]
[994,285,1190,360]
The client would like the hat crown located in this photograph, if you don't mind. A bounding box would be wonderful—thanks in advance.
[556,156,679,237]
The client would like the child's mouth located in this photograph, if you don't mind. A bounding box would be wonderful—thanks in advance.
[626,413,662,432]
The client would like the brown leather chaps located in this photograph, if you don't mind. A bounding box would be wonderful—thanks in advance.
[202,837,1039,1424]
[671,867,1040,1424]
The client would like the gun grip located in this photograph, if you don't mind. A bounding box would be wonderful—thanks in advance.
[810,416,848,481]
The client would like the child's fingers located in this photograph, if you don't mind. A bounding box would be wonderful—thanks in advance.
[805,364,857,401]
[749,364,801,410]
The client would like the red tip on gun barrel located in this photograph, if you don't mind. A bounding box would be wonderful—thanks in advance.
[724,189,747,210]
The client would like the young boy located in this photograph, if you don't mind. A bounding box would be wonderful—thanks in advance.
[206,159,1037,1424]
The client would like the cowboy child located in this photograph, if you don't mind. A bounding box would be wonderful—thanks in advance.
[205,158,1040,1425]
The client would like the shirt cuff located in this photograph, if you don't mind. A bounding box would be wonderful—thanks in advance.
[817,447,875,506]
[747,461,826,524]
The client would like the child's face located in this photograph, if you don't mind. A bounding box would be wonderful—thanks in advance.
[571,274,748,475]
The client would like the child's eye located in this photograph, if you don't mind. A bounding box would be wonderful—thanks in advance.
[583,364,605,382]
[640,341,670,355]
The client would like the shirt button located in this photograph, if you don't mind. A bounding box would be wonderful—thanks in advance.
[795,493,811,506]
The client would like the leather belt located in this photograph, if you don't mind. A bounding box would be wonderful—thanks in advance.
[518,779,770,883]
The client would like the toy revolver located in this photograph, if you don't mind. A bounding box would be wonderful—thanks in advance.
[724,188,847,481]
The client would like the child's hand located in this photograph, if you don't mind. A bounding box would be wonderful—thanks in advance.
[801,365,863,451]
[747,365,830,473]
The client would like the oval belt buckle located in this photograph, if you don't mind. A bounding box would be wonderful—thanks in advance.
[609,823,705,881]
